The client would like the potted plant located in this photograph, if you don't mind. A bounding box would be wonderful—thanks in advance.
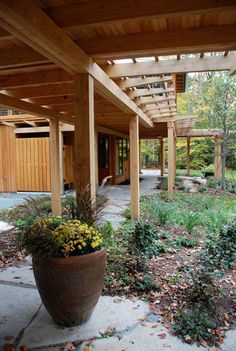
[18,216,106,327]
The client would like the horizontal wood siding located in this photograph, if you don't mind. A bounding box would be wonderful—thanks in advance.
[0,126,17,192]
[16,137,51,191]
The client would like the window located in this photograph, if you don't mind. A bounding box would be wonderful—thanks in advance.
[116,138,129,176]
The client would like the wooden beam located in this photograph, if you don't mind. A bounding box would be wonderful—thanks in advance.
[47,0,236,29]
[105,55,235,78]
[0,0,152,128]
[0,93,73,124]
[143,103,177,112]
[129,115,140,221]
[137,96,175,106]
[15,124,74,134]
[77,24,236,59]
[0,46,49,68]
[74,74,96,202]
[117,76,173,90]
[0,69,72,89]
[168,122,175,199]
[1,121,15,127]
[49,119,62,215]
[153,115,197,123]
[0,26,12,40]
[3,83,74,99]
[186,137,191,176]
[128,87,174,99]
[97,126,129,139]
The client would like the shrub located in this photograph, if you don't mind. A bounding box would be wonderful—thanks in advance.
[150,200,174,226]
[202,224,236,269]
[134,274,157,292]
[173,308,218,344]
[175,236,199,248]
[179,211,201,234]
[130,221,155,257]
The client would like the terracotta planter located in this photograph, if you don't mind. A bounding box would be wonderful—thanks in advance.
[32,248,106,327]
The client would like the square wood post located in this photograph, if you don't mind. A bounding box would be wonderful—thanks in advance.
[186,137,191,176]
[214,136,222,180]
[168,122,175,199]
[49,119,62,215]
[94,127,99,189]
[74,74,96,202]
[129,115,140,221]
[160,138,165,176]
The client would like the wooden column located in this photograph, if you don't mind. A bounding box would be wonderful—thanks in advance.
[214,136,222,180]
[129,115,140,221]
[174,136,177,178]
[94,127,99,190]
[59,130,64,194]
[49,119,62,215]
[74,74,96,202]
[168,122,175,199]
[160,138,165,176]
[186,137,191,176]
[139,140,142,173]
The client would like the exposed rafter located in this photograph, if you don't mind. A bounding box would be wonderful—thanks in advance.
[76,24,236,59]
[117,76,173,90]
[0,0,152,128]
[0,93,73,124]
[46,0,236,29]
[128,87,174,99]
[105,55,235,78]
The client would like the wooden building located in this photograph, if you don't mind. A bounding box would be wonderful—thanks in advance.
[0,1,235,219]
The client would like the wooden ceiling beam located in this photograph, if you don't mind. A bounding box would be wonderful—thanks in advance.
[0,1,152,128]
[46,0,236,29]
[0,93,73,124]
[77,24,236,59]
[2,83,74,99]
[0,46,49,69]
[0,27,12,40]
[153,115,197,123]
[0,69,72,89]
[117,76,173,89]
[137,96,175,106]
[105,55,236,78]
[128,87,174,98]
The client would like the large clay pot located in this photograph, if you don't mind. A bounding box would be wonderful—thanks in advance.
[32,248,106,327]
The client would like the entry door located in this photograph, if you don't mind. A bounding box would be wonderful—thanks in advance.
[98,135,110,183]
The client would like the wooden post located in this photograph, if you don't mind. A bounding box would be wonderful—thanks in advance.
[94,127,99,189]
[214,136,222,180]
[186,136,191,176]
[49,119,62,215]
[174,136,177,178]
[74,74,96,202]
[59,129,64,194]
[139,140,142,173]
[129,115,140,221]
[168,122,175,199]
[160,138,165,176]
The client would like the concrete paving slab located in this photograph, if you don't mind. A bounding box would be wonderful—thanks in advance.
[0,284,41,349]
[21,296,149,348]
[0,264,35,286]
[221,329,236,351]
[79,320,208,351]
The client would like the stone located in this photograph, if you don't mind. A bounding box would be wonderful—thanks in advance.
[21,296,149,348]
[0,264,35,286]
[0,285,41,349]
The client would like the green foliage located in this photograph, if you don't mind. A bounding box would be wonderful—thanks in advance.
[178,211,201,234]
[173,308,217,344]
[97,221,114,248]
[134,274,157,292]
[175,236,199,248]
[202,224,236,269]
[63,187,108,226]
[149,198,175,225]
[206,178,221,188]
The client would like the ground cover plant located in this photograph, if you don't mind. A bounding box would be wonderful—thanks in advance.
[102,192,236,347]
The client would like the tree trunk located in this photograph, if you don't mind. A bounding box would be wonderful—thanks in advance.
[221,142,226,190]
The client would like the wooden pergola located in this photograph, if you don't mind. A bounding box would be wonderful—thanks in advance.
[0,1,235,219]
